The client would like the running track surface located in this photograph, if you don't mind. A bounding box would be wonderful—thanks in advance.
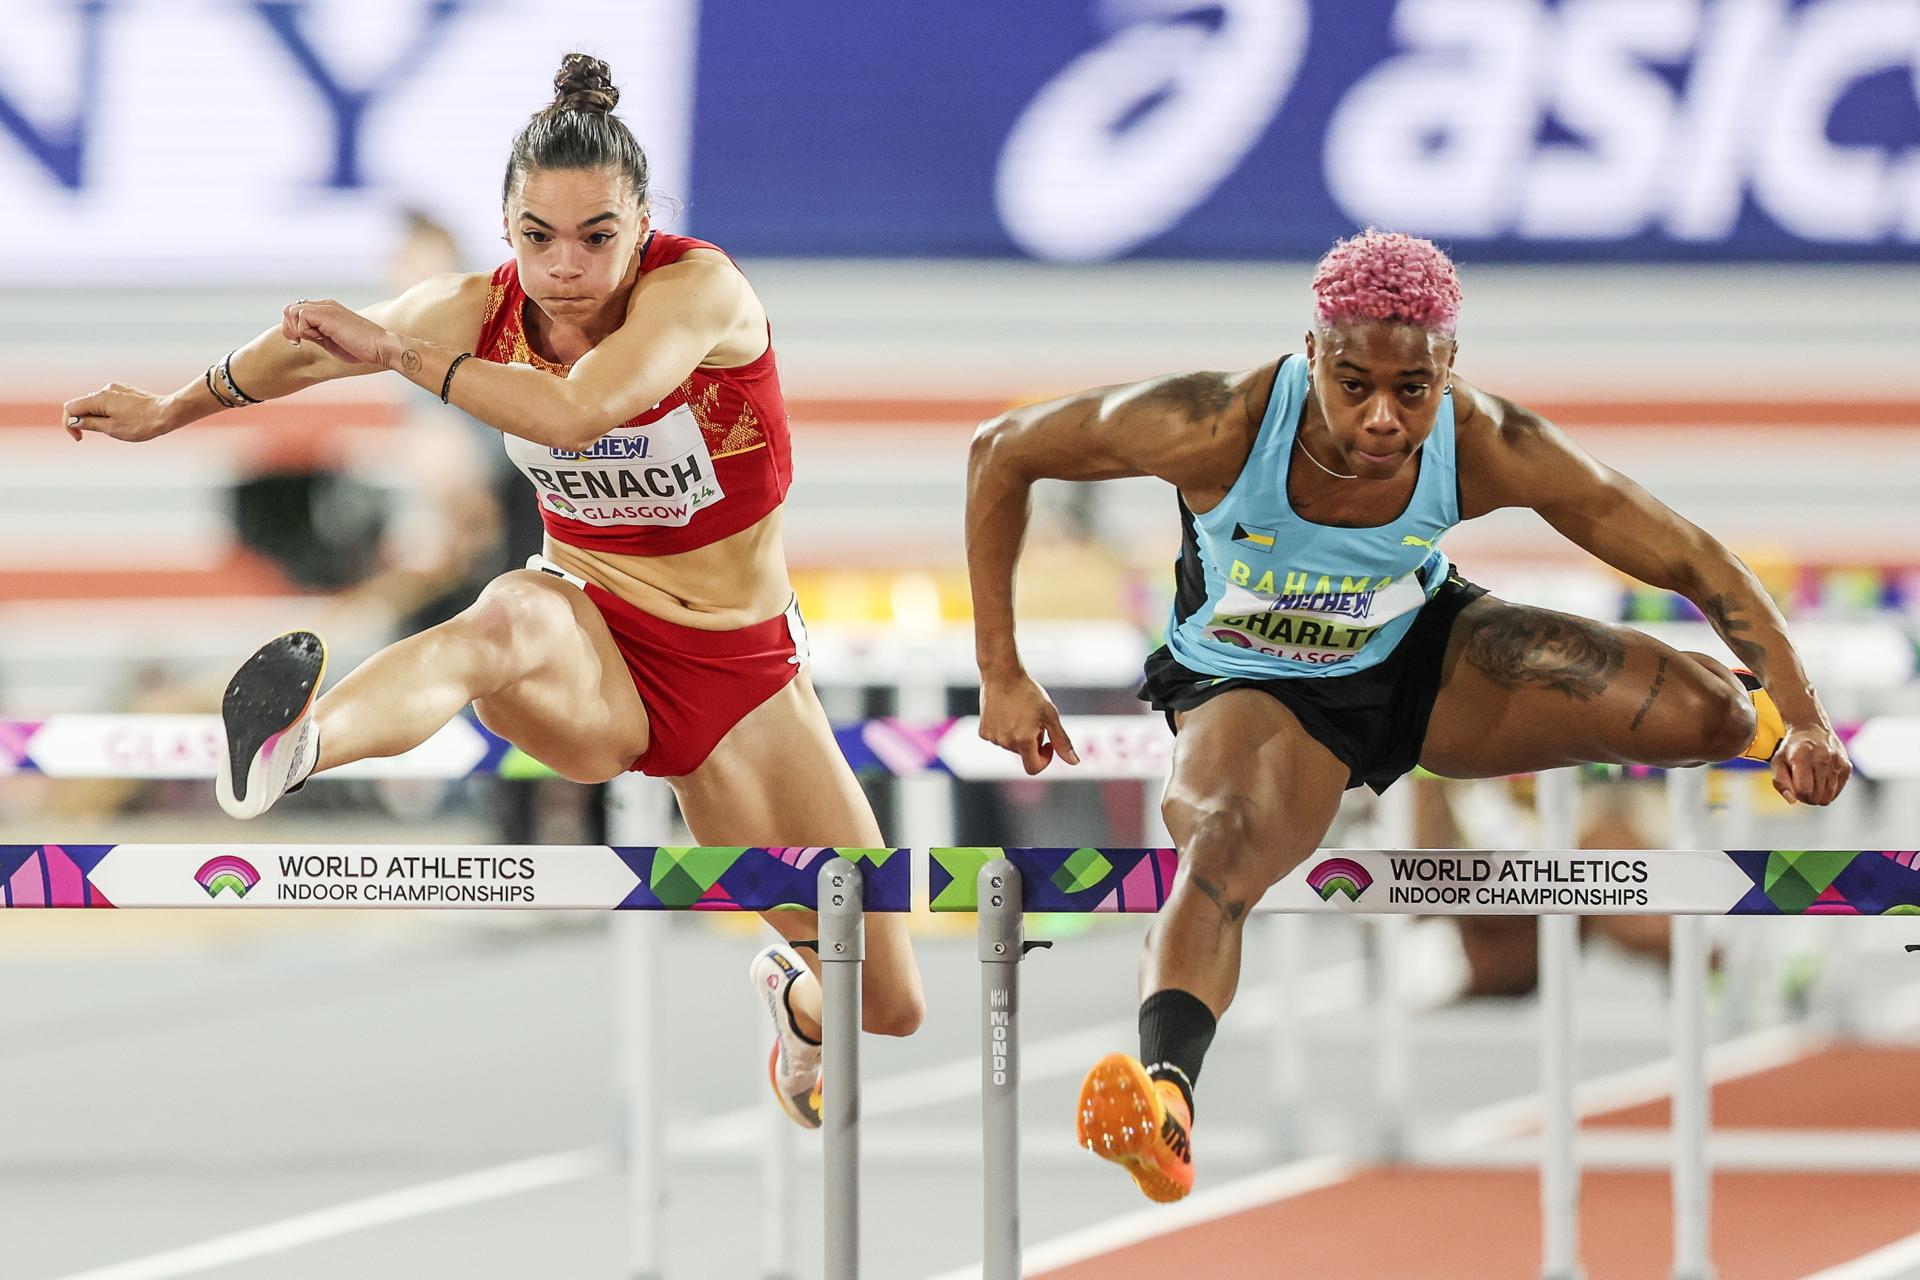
[1039,1045,1920,1280]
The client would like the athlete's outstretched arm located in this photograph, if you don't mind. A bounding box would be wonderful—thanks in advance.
[61,273,489,444]
[1453,376,1848,804]
[965,366,1266,773]
[275,256,756,451]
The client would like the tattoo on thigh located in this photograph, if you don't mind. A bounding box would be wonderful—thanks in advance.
[1463,606,1627,700]
[1629,653,1668,732]
[1700,594,1767,675]
[1189,873,1248,924]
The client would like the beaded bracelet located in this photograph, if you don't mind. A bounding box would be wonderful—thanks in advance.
[205,365,240,409]
[218,352,261,406]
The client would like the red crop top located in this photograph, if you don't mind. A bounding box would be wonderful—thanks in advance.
[476,231,794,556]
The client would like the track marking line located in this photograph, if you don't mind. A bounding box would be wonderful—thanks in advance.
[47,1148,610,1280]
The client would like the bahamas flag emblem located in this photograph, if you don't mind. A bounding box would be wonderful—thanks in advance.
[1231,523,1277,551]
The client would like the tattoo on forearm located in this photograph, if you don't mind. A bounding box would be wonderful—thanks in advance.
[1700,593,1767,675]
[1188,874,1248,924]
[1462,605,1627,700]
[399,348,423,375]
[1629,653,1668,732]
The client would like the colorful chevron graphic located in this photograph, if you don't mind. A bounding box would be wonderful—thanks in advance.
[194,855,261,899]
[1305,857,1372,902]
[0,846,1915,915]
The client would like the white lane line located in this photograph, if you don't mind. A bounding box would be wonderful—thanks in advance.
[49,1148,611,1280]
[1431,1023,1823,1151]
[918,1155,1359,1280]
[1802,1231,1920,1280]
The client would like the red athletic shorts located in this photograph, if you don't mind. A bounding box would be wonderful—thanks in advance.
[529,557,806,779]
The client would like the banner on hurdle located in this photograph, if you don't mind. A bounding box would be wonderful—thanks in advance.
[929,847,1920,916]
[0,845,912,911]
[5,714,1916,780]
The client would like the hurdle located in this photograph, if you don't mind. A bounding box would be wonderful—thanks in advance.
[12,723,1920,1278]
[931,769,1920,1280]
[0,842,910,1280]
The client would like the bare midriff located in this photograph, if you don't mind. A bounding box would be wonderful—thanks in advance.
[542,507,795,631]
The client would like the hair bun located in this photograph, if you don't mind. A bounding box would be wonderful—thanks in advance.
[553,52,618,114]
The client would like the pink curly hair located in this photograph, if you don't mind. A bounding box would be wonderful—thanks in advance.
[1312,229,1461,336]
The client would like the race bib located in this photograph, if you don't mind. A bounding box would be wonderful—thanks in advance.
[504,402,724,528]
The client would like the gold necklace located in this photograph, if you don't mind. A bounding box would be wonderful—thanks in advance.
[1295,433,1357,480]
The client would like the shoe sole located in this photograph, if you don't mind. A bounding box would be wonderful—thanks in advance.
[218,631,326,819]
[1075,1053,1191,1203]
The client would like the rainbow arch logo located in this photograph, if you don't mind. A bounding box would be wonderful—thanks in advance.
[1305,857,1372,903]
[195,855,261,900]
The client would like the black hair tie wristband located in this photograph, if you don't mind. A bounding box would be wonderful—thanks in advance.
[440,352,472,404]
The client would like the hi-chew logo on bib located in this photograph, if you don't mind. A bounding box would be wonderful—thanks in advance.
[509,403,724,528]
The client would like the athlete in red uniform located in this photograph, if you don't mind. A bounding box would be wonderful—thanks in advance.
[62,54,924,1123]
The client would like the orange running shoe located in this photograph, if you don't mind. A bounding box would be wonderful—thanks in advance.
[1075,1052,1195,1203]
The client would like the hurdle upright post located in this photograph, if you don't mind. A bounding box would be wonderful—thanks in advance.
[607,776,675,1280]
[1535,767,1586,1280]
[980,858,1025,1280]
[1372,780,1415,1160]
[819,857,866,1280]
[1667,766,1715,1280]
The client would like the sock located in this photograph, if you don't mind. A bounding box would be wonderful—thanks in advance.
[1732,670,1784,763]
[781,970,822,1047]
[1139,988,1216,1117]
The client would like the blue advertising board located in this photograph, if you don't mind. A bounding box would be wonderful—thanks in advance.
[688,0,1920,261]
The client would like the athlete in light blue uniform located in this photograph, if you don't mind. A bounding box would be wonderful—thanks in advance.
[966,230,1851,1204]
[1167,350,1459,683]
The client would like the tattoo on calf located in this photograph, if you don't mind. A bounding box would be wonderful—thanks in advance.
[1189,873,1248,924]
[1629,653,1668,732]
[1463,606,1627,700]
[1701,594,1767,675]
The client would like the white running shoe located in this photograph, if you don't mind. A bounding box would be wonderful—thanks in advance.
[749,943,824,1129]
[216,631,326,820]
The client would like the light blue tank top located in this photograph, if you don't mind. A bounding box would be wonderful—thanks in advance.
[1165,354,1462,680]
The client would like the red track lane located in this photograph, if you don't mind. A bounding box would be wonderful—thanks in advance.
[1038,1044,1920,1280]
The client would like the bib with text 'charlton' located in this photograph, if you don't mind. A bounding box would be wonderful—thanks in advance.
[1165,354,1461,680]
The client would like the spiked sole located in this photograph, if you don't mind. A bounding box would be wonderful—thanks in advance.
[217,631,326,819]
[1075,1053,1192,1203]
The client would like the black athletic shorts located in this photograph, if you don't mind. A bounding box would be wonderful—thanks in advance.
[1138,571,1488,794]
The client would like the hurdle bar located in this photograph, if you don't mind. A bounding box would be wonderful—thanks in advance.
[0,843,906,1280]
[6,712,1920,780]
[932,821,1920,1280]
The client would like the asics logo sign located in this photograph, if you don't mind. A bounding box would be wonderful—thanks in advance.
[998,0,1310,262]
[1324,0,1920,244]
[998,0,1920,260]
